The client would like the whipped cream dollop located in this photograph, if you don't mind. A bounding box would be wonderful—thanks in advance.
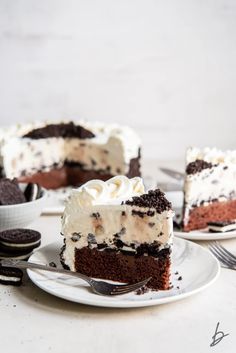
[67,176,145,208]
[186,147,236,165]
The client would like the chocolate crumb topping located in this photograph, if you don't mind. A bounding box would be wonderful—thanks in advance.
[23,122,95,139]
[186,159,213,175]
[125,189,172,214]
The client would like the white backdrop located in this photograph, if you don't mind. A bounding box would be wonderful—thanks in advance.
[0,0,236,160]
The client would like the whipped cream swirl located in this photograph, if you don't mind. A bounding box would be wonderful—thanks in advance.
[68,176,145,208]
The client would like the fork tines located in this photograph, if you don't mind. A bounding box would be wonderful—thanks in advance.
[209,241,236,269]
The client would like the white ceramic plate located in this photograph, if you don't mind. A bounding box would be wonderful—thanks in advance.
[27,237,220,308]
[174,228,236,241]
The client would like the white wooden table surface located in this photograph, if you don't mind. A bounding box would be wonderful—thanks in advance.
[1,162,236,353]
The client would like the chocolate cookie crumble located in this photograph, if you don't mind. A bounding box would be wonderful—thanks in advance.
[125,189,172,214]
[186,159,213,175]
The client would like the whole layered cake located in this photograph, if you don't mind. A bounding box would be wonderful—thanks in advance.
[183,147,236,231]
[0,121,141,189]
[60,176,174,290]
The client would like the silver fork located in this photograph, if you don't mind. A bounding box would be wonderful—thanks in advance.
[1,259,151,296]
[208,241,236,270]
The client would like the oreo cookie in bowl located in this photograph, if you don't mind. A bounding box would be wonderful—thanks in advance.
[0,178,46,231]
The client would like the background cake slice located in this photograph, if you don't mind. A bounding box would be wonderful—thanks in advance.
[60,176,174,291]
[0,121,141,189]
[183,147,236,231]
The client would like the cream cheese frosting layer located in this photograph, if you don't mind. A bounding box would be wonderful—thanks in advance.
[0,120,141,178]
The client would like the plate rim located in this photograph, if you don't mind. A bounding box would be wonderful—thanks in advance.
[174,228,236,240]
[27,238,220,308]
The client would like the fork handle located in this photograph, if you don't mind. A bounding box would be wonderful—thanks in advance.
[1,259,91,283]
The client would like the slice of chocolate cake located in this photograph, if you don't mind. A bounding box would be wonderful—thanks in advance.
[0,121,141,189]
[60,176,174,291]
[183,147,236,232]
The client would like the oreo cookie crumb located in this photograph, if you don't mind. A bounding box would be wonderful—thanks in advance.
[136,285,149,295]
[126,189,171,214]
[91,212,101,219]
[186,159,213,175]
[71,232,81,242]
[148,222,155,228]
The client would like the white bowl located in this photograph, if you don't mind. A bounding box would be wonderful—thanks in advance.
[0,185,47,231]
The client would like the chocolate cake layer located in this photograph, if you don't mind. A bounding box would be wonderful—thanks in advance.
[183,199,236,231]
[18,156,141,189]
[63,246,171,290]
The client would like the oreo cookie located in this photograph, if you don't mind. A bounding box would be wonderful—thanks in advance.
[24,183,41,202]
[207,220,236,233]
[0,266,23,286]
[0,229,41,253]
[0,249,33,260]
[0,178,26,205]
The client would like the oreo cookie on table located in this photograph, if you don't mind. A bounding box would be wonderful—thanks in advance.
[0,228,41,254]
[0,249,33,260]
[0,178,26,205]
[0,266,23,286]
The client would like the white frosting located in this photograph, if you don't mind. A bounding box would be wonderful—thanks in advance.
[66,176,145,208]
[61,176,174,271]
[186,146,236,164]
[0,120,141,178]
